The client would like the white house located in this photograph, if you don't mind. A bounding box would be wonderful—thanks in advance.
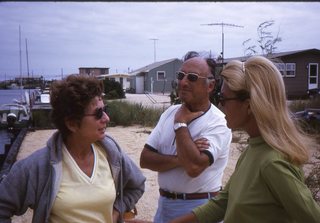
[98,73,131,92]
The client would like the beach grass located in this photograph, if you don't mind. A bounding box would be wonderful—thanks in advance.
[289,96,320,112]
[106,100,163,127]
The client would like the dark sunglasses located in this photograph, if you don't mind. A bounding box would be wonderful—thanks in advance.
[218,94,249,106]
[84,105,109,120]
[176,71,213,82]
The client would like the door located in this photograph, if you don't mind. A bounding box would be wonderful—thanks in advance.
[308,63,318,90]
[135,76,144,94]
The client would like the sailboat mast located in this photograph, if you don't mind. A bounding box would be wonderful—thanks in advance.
[19,25,22,87]
[25,38,30,79]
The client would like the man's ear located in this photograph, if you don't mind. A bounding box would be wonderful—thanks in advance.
[208,79,216,93]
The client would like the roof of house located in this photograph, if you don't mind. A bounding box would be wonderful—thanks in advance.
[78,67,109,69]
[223,48,320,63]
[98,73,130,78]
[129,58,181,76]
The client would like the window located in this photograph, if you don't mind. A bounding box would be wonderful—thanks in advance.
[276,62,296,77]
[157,71,166,81]
[285,63,296,77]
[275,63,286,76]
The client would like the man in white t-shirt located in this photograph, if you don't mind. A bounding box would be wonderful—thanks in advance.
[140,51,232,223]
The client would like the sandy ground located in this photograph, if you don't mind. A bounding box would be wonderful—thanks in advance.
[122,93,171,108]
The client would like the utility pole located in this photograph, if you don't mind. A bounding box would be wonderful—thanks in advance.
[201,22,244,63]
[149,38,159,62]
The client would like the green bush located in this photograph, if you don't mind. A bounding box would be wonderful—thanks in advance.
[103,79,125,99]
[106,100,162,127]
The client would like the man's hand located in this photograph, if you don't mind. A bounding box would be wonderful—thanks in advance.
[174,104,204,124]
[194,137,209,151]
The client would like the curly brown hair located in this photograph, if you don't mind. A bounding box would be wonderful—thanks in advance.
[50,75,104,139]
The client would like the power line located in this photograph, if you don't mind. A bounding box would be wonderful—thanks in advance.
[201,22,244,63]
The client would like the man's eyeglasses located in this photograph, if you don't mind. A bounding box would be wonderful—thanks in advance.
[84,105,108,120]
[176,71,213,82]
[218,94,249,106]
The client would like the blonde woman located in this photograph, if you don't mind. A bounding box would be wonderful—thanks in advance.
[170,56,320,223]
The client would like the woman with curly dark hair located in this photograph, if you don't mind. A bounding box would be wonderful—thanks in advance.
[0,74,145,223]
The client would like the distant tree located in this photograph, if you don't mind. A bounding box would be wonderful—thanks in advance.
[242,20,282,56]
[103,79,125,99]
[242,38,257,56]
[257,20,282,55]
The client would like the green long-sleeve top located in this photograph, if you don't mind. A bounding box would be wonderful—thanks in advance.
[193,137,320,223]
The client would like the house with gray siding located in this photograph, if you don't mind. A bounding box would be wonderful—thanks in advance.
[129,58,183,94]
[223,48,320,99]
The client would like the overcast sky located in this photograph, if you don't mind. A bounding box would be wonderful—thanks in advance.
[0,1,319,80]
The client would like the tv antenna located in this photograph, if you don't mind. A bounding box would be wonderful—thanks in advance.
[201,22,244,63]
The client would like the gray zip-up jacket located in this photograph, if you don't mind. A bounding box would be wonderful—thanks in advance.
[0,131,146,223]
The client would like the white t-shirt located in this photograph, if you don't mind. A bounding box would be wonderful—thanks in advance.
[146,104,232,193]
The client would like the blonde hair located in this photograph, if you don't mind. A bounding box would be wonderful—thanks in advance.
[221,56,314,165]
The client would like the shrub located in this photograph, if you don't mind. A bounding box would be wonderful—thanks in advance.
[106,100,162,127]
[103,79,125,99]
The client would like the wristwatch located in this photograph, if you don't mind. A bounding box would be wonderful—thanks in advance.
[173,122,187,131]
